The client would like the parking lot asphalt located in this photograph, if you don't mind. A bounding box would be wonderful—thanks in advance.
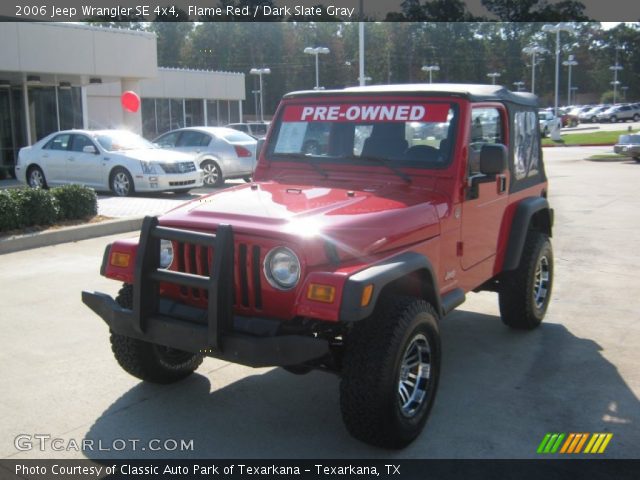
[0,147,638,460]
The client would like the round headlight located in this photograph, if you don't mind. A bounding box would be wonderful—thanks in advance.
[160,239,174,269]
[264,247,301,290]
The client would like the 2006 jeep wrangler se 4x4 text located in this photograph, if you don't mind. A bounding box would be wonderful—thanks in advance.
[83,84,554,449]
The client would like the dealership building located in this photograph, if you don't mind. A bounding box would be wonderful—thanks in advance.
[0,22,246,176]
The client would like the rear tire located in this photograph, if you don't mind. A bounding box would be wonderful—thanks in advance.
[201,160,224,187]
[27,165,47,189]
[499,231,553,330]
[633,114,640,122]
[340,296,441,449]
[110,284,203,384]
[610,115,618,123]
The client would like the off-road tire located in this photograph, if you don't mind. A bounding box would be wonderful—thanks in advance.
[110,284,203,384]
[340,296,441,449]
[499,231,553,330]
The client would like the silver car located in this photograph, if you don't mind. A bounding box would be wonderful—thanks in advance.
[154,127,257,187]
[596,104,640,123]
[15,129,203,196]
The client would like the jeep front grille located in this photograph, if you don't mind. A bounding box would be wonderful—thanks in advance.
[175,240,262,310]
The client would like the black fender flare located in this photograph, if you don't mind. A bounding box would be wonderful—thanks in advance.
[339,252,443,322]
[503,197,554,271]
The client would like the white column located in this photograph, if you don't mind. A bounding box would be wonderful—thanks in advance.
[238,100,243,123]
[203,99,208,126]
[121,78,142,134]
[22,81,32,145]
[81,86,89,129]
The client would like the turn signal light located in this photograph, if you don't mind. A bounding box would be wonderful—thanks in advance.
[361,284,374,307]
[110,252,130,268]
[307,284,335,303]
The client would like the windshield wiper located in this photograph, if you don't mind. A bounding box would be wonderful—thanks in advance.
[269,153,329,179]
[352,155,412,184]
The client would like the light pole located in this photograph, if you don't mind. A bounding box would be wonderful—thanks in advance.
[563,54,578,106]
[487,72,501,85]
[570,86,579,105]
[542,23,576,118]
[304,47,330,90]
[513,81,525,92]
[421,65,439,84]
[249,67,271,122]
[542,23,576,141]
[251,90,260,120]
[522,45,546,94]
[610,65,623,104]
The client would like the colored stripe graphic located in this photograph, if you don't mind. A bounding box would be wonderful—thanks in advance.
[539,433,613,454]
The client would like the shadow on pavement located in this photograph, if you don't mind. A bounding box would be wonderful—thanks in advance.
[84,310,639,459]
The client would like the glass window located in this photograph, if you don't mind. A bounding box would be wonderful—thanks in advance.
[219,101,229,125]
[154,131,180,147]
[219,130,254,143]
[513,110,541,180]
[70,134,96,152]
[45,134,72,151]
[269,101,457,169]
[177,131,210,147]
[184,99,204,127]
[206,100,218,126]
[142,98,157,139]
[58,87,83,131]
[170,99,183,129]
[469,107,504,175]
[156,99,170,135]
[96,131,154,151]
[29,87,58,141]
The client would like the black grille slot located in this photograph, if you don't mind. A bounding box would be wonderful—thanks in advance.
[159,161,196,174]
[252,245,262,309]
[239,244,249,307]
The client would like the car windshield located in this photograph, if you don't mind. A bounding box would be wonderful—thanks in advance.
[220,130,255,143]
[268,101,458,168]
[618,135,640,144]
[250,124,268,135]
[95,132,155,151]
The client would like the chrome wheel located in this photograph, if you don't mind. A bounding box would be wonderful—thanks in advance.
[202,162,220,186]
[398,333,431,418]
[28,168,45,188]
[533,255,551,310]
[112,171,131,196]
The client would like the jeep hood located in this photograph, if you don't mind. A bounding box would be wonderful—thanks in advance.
[160,181,448,261]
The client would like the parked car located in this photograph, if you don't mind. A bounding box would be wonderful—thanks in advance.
[84,83,554,449]
[558,109,579,127]
[154,127,257,187]
[613,134,640,161]
[579,105,610,123]
[15,129,203,196]
[538,110,557,137]
[226,122,270,140]
[596,104,640,123]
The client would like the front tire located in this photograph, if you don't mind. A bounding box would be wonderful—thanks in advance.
[499,231,553,330]
[110,168,134,197]
[340,296,441,449]
[110,284,203,384]
[27,166,47,189]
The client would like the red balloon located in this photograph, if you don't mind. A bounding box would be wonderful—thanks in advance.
[121,91,140,113]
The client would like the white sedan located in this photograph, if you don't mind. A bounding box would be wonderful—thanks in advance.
[16,129,204,196]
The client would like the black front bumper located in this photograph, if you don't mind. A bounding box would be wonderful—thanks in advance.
[82,216,329,368]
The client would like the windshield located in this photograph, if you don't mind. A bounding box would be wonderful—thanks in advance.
[95,131,155,151]
[220,130,255,143]
[267,101,458,168]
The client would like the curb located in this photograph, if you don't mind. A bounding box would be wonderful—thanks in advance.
[0,217,143,255]
[543,143,615,148]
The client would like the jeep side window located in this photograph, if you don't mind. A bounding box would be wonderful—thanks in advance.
[469,107,503,175]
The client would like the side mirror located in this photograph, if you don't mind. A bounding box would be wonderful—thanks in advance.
[479,144,507,175]
[256,138,265,158]
[83,145,98,154]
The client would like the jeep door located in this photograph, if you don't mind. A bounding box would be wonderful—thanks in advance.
[461,105,509,270]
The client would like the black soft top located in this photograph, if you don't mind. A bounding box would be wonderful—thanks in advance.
[284,83,538,108]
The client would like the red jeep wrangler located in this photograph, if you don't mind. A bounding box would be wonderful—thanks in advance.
[83,84,553,449]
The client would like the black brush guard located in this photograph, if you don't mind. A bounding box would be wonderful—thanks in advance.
[82,216,328,368]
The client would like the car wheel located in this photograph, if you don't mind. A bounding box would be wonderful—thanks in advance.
[201,160,224,187]
[243,177,252,183]
[110,168,134,197]
[610,115,618,123]
[340,296,441,449]
[27,166,47,189]
[591,116,597,123]
[542,127,549,138]
[110,284,203,384]
[634,156,640,163]
[499,231,553,330]
[633,114,640,122]
[570,119,578,127]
